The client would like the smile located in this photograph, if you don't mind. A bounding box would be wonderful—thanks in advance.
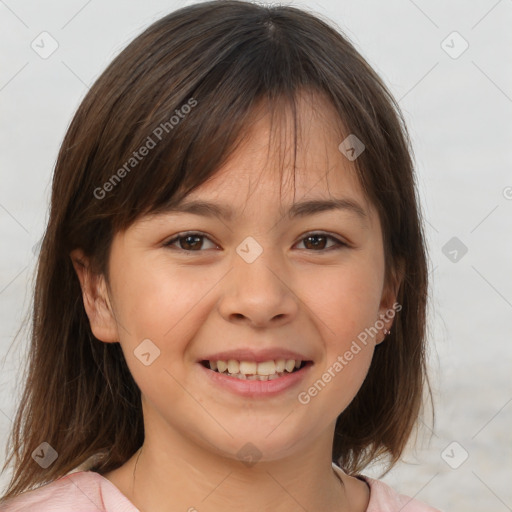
[201,358,307,381]
[198,358,313,398]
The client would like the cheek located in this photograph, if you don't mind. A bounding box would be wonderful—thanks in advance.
[297,334,375,423]
[109,259,208,402]
[299,250,383,400]
[110,256,212,370]
[113,257,197,329]
[303,255,384,341]
[324,344,374,420]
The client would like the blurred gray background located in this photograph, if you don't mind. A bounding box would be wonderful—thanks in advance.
[1,1,511,510]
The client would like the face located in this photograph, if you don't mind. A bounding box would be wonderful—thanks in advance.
[72,91,398,464]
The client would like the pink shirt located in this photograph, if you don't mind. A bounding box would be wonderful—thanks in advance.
[1,464,440,511]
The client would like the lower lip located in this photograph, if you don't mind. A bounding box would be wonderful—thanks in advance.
[197,362,313,398]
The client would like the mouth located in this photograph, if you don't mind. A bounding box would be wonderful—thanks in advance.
[200,358,310,381]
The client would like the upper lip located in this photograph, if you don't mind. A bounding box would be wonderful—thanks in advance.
[199,348,312,363]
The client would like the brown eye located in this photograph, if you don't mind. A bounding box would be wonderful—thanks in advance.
[164,231,347,253]
[296,233,346,251]
[164,232,217,251]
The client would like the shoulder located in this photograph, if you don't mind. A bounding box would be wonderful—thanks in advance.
[0,470,138,512]
[360,474,441,512]
[331,463,440,512]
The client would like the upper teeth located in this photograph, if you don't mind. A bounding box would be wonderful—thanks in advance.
[210,359,301,376]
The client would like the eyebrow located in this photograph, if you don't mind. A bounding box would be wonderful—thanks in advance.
[161,198,368,223]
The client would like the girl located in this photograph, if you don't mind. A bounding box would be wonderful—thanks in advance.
[0,1,439,510]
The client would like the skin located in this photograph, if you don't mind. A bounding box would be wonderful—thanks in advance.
[71,90,401,512]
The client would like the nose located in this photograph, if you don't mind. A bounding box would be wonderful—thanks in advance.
[217,248,299,328]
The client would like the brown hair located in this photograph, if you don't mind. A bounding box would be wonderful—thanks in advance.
[1,0,431,502]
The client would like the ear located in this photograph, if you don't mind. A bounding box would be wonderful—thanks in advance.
[375,259,404,345]
[70,248,119,343]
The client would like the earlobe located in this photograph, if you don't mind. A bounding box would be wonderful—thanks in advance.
[70,249,119,343]
[375,327,391,345]
[376,260,404,345]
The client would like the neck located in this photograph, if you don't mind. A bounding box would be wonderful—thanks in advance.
[102,420,367,512]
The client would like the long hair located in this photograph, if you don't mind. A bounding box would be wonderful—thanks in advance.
[1,0,430,501]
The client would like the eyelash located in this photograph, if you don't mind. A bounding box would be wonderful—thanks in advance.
[163,231,348,253]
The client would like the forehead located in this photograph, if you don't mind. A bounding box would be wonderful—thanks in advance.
[173,91,375,224]
[132,89,379,235]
